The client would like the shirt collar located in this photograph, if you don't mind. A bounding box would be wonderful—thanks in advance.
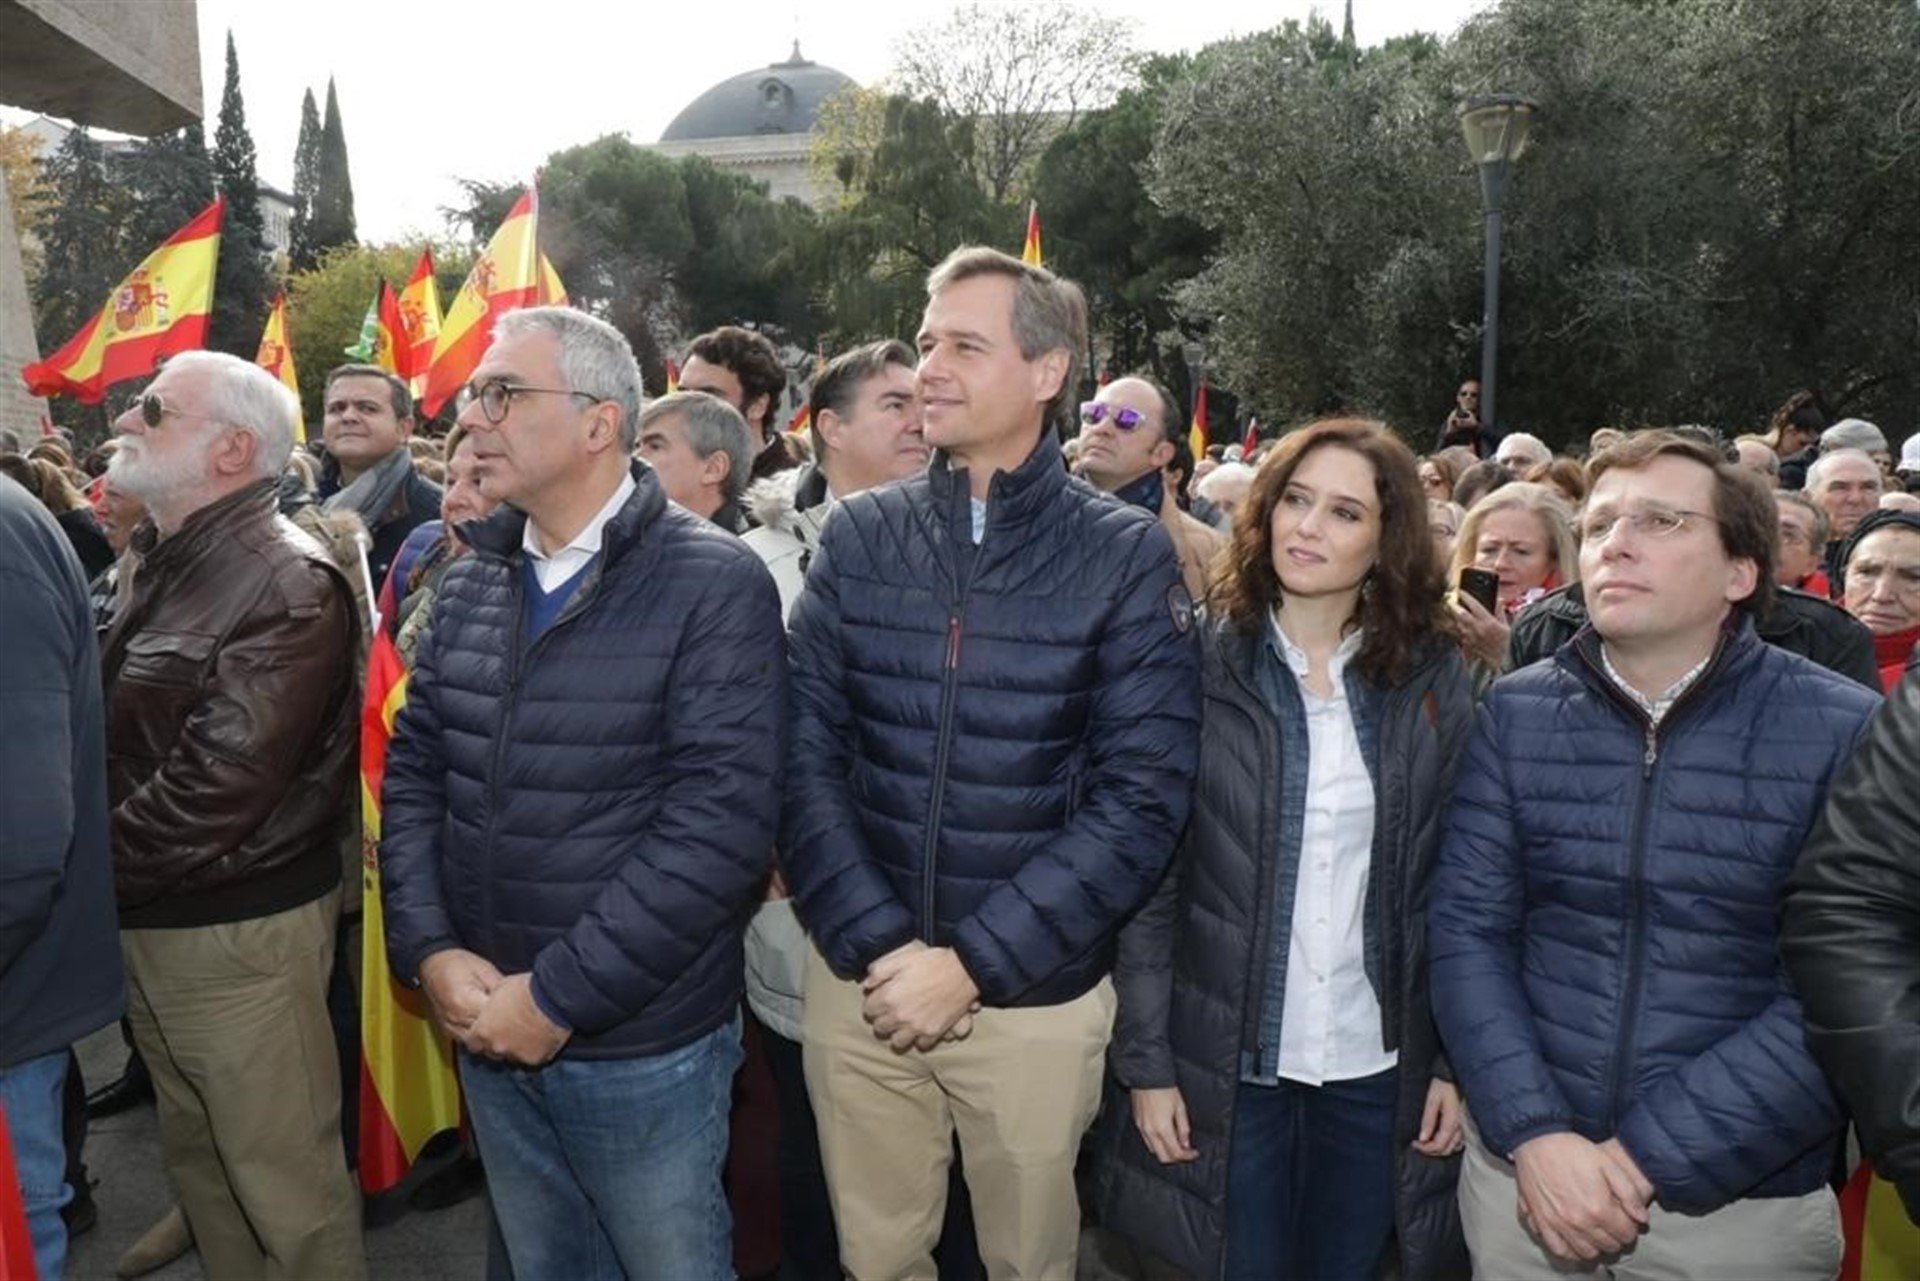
[1598,643,1712,727]
[1268,609,1364,683]
[522,473,635,565]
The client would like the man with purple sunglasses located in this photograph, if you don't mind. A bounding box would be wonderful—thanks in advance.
[1076,376,1226,602]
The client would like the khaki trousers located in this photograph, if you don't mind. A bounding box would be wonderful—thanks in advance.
[1458,1114,1843,1280]
[122,891,366,1281]
[803,948,1113,1281]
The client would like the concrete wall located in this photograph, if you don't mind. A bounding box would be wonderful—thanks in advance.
[0,0,201,434]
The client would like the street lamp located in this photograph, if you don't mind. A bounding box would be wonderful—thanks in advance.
[1181,339,1207,448]
[1459,93,1537,440]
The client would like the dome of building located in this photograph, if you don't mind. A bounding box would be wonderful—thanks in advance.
[660,43,856,143]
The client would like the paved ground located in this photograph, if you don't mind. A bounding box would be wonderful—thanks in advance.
[64,1025,488,1281]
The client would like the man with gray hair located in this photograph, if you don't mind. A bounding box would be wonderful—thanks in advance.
[100,350,365,1280]
[1809,447,1885,596]
[634,389,755,532]
[380,307,786,1278]
[1494,430,1553,472]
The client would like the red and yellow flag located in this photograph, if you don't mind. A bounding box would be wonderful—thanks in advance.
[1242,416,1260,459]
[1841,1161,1920,1281]
[537,252,567,306]
[0,1103,36,1280]
[420,188,546,417]
[1187,380,1209,462]
[397,250,443,401]
[358,628,463,1196]
[255,292,304,444]
[345,279,408,382]
[1021,200,1043,267]
[22,197,224,404]
[786,402,812,438]
[663,357,679,393]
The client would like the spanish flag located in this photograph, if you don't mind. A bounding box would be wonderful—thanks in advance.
[663,357,679,393]
[255,292,304,443]
[537,252,567,306]
[786,401,812,438]
[345,280,408,381]
[1187,379,1209,463]
[1242,416,1260,459]
[1840,1161,1920,1281]
[358,628,463,1196]
[22,197,223,404]
[1021,201,1043,267]
[420,188,546,417]
[397,250,442,401]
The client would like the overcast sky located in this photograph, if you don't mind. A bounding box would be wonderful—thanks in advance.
[9,0,1491,243]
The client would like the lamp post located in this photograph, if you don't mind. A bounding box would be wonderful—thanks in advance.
[1459,94,1537,440]
[1181,339,1207,448]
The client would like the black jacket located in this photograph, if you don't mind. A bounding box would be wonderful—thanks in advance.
[1785,662,1920,1221]
[1508,581,1878,690]
[782,430,1200,1008]
[0,477,123,1067]
[317,454,442,591]
[1097,622,1472,1281]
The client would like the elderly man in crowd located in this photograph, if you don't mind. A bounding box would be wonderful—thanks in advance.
[1807,447,1885,596]
[101,351,364,1280]
[633,390,756,533]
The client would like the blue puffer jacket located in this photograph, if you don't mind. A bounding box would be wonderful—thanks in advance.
[1429,618,1877,1211]
[380,462,787,1059]
[783,431,1201,1007]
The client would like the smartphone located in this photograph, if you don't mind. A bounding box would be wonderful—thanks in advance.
[1458,567,1499,614]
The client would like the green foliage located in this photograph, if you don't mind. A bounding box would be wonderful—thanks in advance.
[28,126,129,437]
[285,241,470,423]
[1155,0,1920,445]
[209,31,273,356]
[1031,56,1218,399]
[448,137,822,389]
[289,89,323,272]
[310,79,358,256]
[114,124,216,256]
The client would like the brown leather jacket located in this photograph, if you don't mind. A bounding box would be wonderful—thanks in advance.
[101,480,359,929]
[1160,483,1228,607]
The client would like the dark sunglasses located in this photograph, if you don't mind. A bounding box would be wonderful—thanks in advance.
[1080,401,1145,431]
[137,392,225,430]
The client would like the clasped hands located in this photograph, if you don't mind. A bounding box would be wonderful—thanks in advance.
[860,940,983,1053]
[419,948,571,1066]
[1512,1131,1655,1262]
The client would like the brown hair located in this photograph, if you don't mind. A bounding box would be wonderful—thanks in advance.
[926,246,1089,434]
[684,325,788,437]
[1212,419,1452,685]
[1587,429,1777,617]
[1525,456,1590,506]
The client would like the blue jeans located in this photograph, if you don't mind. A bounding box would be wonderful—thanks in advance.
[460,1016,743,1281]
[1224,1067,1399,1281]
[0,1051,71,1281]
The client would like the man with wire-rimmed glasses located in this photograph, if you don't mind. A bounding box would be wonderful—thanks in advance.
[379,306,787,1279]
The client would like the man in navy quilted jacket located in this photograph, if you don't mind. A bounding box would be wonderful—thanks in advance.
[379,307,786,1280]
[1430,430,1878,1278]
[782,247,1201,1280]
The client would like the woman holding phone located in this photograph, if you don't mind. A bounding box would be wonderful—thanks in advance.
[1099,419,1474,1281]
[1447,482,1579,675]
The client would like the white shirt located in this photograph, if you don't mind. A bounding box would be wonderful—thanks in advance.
[521,473,635,592]
[1271,618,1397,1085]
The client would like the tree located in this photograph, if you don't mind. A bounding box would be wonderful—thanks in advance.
[893,1,1140,203]
[114,123,216,257]
[0,127,47,284]
[310,79,357,254]
[815,95,1001,344]
[289,89,323,271]
[286,241,468,423]
[27,126,131,437]
[208,30,274,355]
[1031,56,1217,397]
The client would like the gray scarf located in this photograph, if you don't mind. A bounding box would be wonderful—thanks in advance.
[323,445,413,531]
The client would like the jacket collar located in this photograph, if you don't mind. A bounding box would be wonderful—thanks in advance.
[133,479,277,571]
[926,428,1067,531]
[462,460,667,567]
[1562,611,1762,714]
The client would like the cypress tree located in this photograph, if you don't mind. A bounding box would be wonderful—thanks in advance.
[31,127,129,353]
[114,122,216,253]
[208,30,273,354]
[311,78,357,253]
[289,89,323,271]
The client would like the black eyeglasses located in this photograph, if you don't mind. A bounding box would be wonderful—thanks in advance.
[1080,401,1146,431]
[459,378,607,425]
[137,392,226,430]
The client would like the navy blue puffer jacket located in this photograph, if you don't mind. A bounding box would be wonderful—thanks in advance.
[783,431,1201,1007]
[380,462,787,1059]
[1429,619,1877,1211]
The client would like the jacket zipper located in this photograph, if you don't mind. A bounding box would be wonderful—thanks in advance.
[1220,641,1283,1070]
[918,484,989,939]
[1573,637,1725,1127]
[481,559,607,946]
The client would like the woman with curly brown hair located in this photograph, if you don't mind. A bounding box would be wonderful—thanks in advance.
[1100,419,1476,1281]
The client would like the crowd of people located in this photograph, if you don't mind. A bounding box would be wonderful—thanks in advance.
[3,244,1920,1281]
